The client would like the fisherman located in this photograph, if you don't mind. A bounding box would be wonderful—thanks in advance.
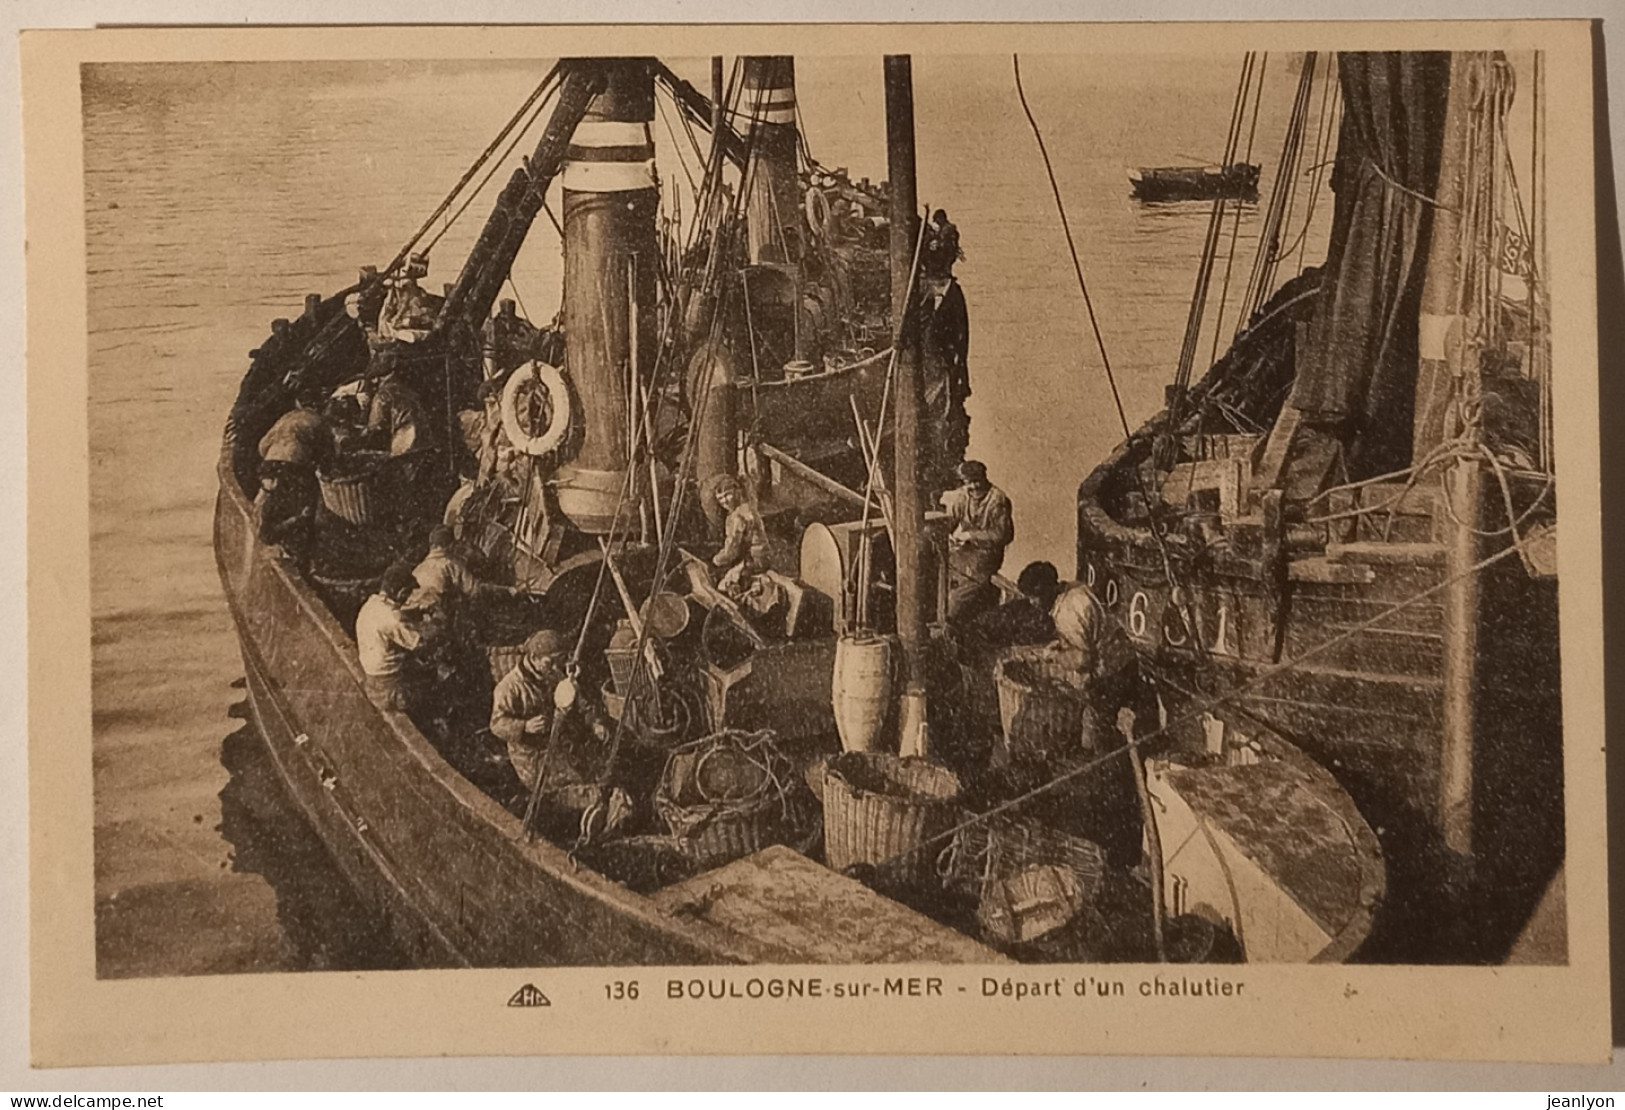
[941,459,1014,628]
[255,384,332,557]
[965,560,1062,649]
[410,525,482,621]
[923,270,971,480]
[364,350,428,458]
[923,209,962,279]
[711,476,772,601]
[355,562,431,713]
[473,375,521,489]
[1050,576,1134,683]
[481,298,541,380]
[259,382,332,474]
[352,266,388,350]
[377,253,436,344]
[489,629,610,793]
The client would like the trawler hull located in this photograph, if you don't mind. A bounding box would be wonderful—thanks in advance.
[214,448,758,968]
[1077,438,1563,961]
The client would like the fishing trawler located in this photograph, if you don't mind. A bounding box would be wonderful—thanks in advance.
[1080,51,1561,963]
[215,55,996,968]
[216,48,1556,970]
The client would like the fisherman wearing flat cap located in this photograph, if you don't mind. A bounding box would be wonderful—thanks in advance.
[490,629,610,792]
[941,459,1014,628]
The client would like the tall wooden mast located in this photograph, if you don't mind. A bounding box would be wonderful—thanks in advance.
[885,55,929,756]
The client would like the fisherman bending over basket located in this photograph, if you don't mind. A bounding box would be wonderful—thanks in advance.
[255,383,332,559]
[355,563,433,714]
[1045,574,1146,765]
[490,629,610,793]
[1050,577,1134,683]
[363,350,428,459]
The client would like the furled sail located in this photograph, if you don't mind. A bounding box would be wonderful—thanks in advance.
[1269,51,1452,489]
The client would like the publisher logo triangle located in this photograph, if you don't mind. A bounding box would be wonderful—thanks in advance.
[507,983,551,1008]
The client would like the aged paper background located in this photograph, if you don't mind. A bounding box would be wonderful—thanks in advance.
[7,3,1624,1086]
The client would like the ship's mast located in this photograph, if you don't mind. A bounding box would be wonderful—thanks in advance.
[885,55,929,757]
[554,59,661,535]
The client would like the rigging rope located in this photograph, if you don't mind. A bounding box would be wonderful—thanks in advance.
[875,534,1530,873]
[1265,56,1338,293]
[386,64,561,276]
[656,92,701,196]
[1170,52,1256,425]
[420,79,559,258]
[1011,56,1134,450]
[1013,53,1185,596]
[1207,52,1268,368]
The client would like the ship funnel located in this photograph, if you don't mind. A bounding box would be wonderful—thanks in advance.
[742,56,804,267]
[555,59,660,535]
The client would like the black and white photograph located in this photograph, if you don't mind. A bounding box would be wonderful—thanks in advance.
[21,19,1610,1066]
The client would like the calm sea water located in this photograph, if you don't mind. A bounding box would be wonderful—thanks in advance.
[83,54,1333,973]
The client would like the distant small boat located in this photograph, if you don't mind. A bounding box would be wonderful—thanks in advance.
[1130,162,1260,202]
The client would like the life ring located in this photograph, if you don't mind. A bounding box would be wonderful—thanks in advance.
[804,186,831,238]
[500,359,570,457]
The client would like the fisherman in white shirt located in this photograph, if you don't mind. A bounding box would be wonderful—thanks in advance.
[355,563,428,713]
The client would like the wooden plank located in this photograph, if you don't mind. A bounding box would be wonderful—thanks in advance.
[652,846,1009,964]
[1325,541,1446,565]
[1288,558,1376,584]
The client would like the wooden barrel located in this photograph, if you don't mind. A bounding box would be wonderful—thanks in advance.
[831,634,894,753]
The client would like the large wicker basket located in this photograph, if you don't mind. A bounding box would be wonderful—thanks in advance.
[821,752,960,885]
[485,643,528,685]
[308,572,379,629]
[656,730,797,868]
[994,645,1098,760]
[972,821,1106,947]
[317,450,393,526]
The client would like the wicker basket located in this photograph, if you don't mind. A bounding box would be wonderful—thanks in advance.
[821,752,960,884]
[308,572,379,629]
[994,645,1097,759]
[656,730,796,868]
[485,643,528,685]
[972,821,1106,946]
[317,450,393,526]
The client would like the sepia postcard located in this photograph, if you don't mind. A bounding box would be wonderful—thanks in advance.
[21,19,1610,1067]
